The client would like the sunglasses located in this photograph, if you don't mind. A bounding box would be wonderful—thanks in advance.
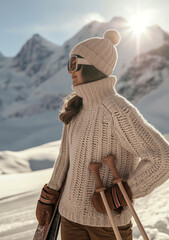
[67,55,91,72]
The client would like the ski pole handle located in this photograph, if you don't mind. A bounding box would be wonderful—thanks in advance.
[103,154,149,240]
[103,154,123,184]
[89,162,122,240]
[89,163,106,192]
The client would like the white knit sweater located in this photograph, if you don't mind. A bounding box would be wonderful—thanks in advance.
[48,76,169,227]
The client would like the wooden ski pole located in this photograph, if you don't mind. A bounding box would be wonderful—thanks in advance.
[103,154,149,240]
[89,163,122,240]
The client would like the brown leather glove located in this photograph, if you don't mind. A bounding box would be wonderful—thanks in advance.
[36,200,54,226]
[92,182,132,214]
[36,184,60,226]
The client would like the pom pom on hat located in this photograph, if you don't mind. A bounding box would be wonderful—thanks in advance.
[103,29,121,46]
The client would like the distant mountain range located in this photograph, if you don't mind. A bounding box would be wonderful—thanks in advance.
[0,16,168,151]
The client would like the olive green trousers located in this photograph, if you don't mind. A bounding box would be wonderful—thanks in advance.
[61,216,133,240]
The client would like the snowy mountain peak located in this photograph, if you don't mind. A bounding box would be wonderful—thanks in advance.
[29,33,59,50]
[11,33,59,76]
[14,33,58,60]
[32,33,43,40]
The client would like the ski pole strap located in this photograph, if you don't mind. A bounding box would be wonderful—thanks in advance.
[111,186,121,209]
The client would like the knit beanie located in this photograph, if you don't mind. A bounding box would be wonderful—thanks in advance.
[69,29,121,76]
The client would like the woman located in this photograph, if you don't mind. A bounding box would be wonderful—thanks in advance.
[36,29,169,240]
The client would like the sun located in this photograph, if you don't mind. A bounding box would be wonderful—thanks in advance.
[128,13,151,36]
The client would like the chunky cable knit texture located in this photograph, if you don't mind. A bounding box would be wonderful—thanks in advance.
[48,76,169,227]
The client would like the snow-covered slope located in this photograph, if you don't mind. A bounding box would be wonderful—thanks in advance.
[0,141,59,174]
[136,67,169,134]
[116,43,169,102]
[0,135,169,239]
[116,43,169,133]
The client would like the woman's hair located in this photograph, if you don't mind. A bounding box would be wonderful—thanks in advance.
[59,55,107,124]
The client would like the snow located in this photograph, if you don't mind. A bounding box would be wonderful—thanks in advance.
[0,110,63,151]
[0,168,52,199]
[0,169,55,240]
[0,139,61,174]
[0,134,169,240]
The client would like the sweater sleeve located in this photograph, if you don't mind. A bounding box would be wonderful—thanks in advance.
[47,123,69,191]
[112,100,169,199]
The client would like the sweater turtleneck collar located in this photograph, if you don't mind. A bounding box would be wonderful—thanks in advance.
[72,76,117,109]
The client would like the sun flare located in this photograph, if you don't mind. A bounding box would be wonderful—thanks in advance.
[129,13,151,36]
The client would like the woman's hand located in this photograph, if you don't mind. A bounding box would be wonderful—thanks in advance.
[35,184,60,226]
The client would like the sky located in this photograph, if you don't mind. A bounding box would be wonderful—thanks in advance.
[0,0,169,57]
